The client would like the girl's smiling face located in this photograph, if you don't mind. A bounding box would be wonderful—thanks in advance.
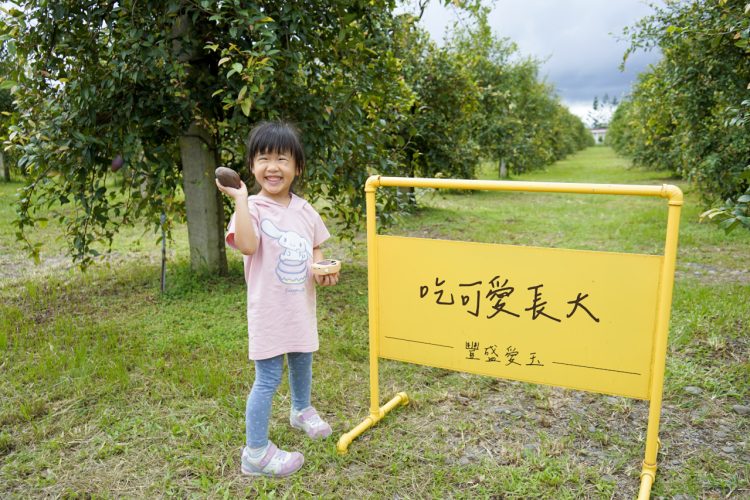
[252,150,299,204]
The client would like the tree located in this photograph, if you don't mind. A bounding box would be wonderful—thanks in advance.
[0,1,415,268]
[587,93,618,130]
[449,8,591,178]
[615,0,750,232]
[604,99,632,152]
[449,9,521,178]
[0,87,10,182]
[393,13,480,189]
[0,38,13,182]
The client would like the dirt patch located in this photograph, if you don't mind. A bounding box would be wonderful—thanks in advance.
[676,262,750,285]
[0,249,169,294]
[0,250,73,282]
[392,378,749,497]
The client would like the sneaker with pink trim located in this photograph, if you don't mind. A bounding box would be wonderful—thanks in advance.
[240,442,304,477]
[290,406,332,439]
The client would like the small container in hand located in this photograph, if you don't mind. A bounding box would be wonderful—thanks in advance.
[311,259,341,275]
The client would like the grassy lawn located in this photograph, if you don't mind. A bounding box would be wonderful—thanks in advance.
[1,147,748,498]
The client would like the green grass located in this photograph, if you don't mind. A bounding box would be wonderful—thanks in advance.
[1,147,748,498]
[0,175,191,283]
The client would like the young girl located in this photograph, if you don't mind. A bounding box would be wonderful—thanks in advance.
[217,121,340,477]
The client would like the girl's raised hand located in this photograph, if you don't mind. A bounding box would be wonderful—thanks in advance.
[215,179,248,200]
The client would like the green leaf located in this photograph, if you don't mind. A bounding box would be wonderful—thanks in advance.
[240,98,252,116]
[237,85,248,102]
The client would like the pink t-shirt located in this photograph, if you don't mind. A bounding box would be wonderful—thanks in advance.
[226,193,330,360]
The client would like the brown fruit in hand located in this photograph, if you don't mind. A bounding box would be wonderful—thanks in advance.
[215,166,241,189]
[111,155,124,172]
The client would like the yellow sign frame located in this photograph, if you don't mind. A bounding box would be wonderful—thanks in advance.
[337,176,683,500]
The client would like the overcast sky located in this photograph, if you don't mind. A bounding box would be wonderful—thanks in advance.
[406,0,662,124]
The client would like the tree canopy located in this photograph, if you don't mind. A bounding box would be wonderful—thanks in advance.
[608,0,750,232]
[0,1,592,266]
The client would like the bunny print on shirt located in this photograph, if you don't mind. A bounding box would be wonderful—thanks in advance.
[260,219,313,285]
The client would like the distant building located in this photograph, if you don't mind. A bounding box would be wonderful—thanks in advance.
[591,128,607,144]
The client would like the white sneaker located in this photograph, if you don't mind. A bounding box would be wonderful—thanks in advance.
[290,406,332,439]
[240,442,304,477]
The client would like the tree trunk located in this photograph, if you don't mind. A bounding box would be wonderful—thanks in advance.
[499,158,508,179]
[0,151,9,182]
[179,122,228,275]
[398,186,416,207]
[398,149,417,208]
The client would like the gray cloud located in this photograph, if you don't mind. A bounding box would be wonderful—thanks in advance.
[414,0,663,120]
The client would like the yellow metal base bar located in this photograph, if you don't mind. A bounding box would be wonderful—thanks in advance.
[337,392,409,454]
[638,438,661,498]
[638,461,657,499]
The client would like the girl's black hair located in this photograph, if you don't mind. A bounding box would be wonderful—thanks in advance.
[246,121,305,176]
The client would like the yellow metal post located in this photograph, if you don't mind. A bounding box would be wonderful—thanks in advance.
[638,189,683,499]
[366,180,381,418]
[337,177,409,454]
[375,176,676,199]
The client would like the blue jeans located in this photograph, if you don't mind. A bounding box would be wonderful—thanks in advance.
[246,352,313,448]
